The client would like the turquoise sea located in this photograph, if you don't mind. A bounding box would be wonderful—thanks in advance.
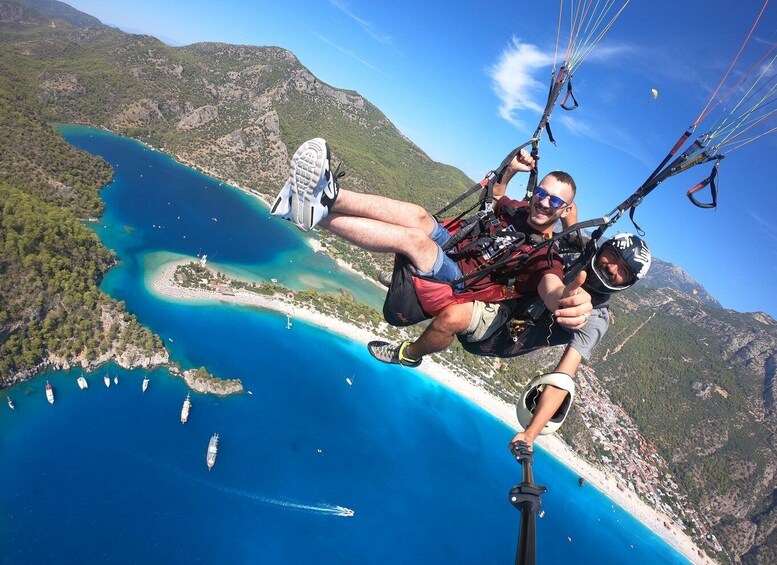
[0,125,690,564]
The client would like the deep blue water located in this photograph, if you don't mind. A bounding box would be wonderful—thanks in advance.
[0,125,689,564]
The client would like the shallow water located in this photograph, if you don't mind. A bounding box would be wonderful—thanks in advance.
[0,125,689,564]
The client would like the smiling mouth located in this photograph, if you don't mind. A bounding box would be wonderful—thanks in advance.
[534,205,554,215]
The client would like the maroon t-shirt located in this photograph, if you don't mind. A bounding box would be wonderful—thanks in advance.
[453,197,563,294]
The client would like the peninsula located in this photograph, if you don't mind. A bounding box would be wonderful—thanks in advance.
[151,258,713,564]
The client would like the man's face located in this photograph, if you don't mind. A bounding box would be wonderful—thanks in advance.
[528,175,574,233]
[596,247,632,287]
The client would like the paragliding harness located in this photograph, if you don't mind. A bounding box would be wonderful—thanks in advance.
[382,60,591,328]
[457,234,614,359]
[382,140,562,328]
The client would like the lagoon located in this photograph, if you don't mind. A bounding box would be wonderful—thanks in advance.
[0,125,689,564]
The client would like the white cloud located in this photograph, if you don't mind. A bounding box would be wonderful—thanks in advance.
[557,114,654,167]
[327,0,394,46]
[748,211,777,243]
[315,33,384,74]
[487,37,554,129]
[582,42,639,64]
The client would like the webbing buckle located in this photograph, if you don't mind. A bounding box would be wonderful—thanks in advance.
[508,318,535,342]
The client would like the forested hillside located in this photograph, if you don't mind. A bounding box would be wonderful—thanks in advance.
[3,1,777,561]
[0,3,167,385]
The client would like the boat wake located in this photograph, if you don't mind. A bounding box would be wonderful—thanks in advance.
[127,451,355,518]
[215,483,355,517]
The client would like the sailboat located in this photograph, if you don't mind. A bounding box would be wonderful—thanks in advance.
[286,314,292,330]
[104,375,111,387]
[7,396,14,410]
[114,374,119,385]
[142,376,150,393]
[77,375,88,389]
[45,381,54,404]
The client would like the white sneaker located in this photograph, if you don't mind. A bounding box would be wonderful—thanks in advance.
[270,138,340,231]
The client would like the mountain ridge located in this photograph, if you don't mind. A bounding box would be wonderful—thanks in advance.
[3,1,777,561]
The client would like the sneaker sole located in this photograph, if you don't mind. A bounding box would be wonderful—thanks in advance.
[289,138,328,231]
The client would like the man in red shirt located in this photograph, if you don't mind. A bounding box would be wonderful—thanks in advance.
[271,138,592,366]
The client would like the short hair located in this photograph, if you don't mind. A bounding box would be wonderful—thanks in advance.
[546,171,576,200]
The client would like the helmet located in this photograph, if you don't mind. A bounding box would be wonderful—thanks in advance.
[516,372,575,436]
[586,233,651,294]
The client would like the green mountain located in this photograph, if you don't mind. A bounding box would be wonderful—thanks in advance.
[3,1,777,561]
[0,5,168,382]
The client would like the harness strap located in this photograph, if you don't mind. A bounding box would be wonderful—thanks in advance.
[686,159,721,209]
[434,176,491,218]
[525,148,540,199]
[559,80,579,111]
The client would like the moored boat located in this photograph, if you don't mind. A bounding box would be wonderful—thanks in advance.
[142,376,150,393]
[45,381,54,404]
[207,433,219,470]
[104,375,110,388]
[7,396,14,410]
[114,375,119,385]
[181,393,191,423]
[77,375,88,390]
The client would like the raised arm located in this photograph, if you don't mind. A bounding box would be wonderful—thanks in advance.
[489,148,536,201]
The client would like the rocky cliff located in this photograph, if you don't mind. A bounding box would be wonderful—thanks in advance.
[3,1,777,560]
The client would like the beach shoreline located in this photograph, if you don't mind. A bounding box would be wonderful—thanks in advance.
[150,258,712,564]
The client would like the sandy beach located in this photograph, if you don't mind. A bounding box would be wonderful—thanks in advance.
[151,259,713,564]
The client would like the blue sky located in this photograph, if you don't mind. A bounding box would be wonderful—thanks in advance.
[64,0,777,318]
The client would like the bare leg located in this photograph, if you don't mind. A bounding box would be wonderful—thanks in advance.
[332,189,436,233]
[321,212,440,272]
[405,303,474,359]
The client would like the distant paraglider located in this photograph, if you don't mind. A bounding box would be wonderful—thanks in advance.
[649,88,659,102]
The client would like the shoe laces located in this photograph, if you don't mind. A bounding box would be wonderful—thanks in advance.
[332,163,346,181]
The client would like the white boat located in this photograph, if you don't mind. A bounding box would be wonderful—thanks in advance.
[142,377,150,393]
[345,377,353,386]
[104,375,110,388]
[286,314,292,330]
[7,396,14,410]
[77,376,88,390]
[114,375,119,385]
[181,393,192,424]
[45,381,54,404]
[206,433,219,470]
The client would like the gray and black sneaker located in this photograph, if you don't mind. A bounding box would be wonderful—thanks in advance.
[270,137,341,231]
[367,340,422,368]
[377,271,392,288]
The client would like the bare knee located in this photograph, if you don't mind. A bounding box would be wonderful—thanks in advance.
[394,202,435,232]
[395,228,439,272]
[412,205,435,233]
[433,303,474,335]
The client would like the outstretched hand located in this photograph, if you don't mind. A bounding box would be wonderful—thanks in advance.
[554,270,592,330]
